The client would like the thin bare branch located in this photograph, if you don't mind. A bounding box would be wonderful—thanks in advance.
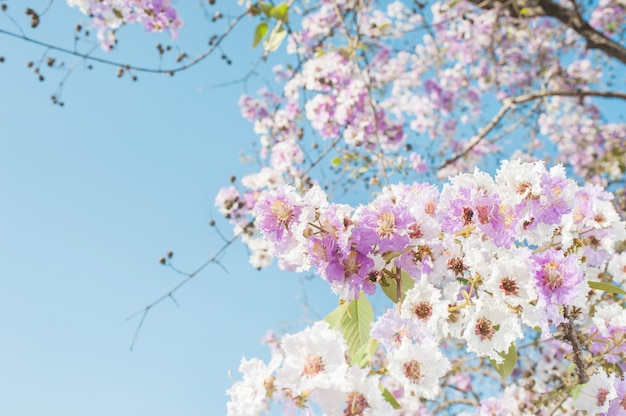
[439,89,626,170]
[0,10,247,75]
[125,223,250,350]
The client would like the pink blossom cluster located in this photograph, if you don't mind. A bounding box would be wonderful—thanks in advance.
[66,0,182,50]
[226,161,626,414]
[233,0,625,196]
[256,160,624,307]
[590,0,626,35]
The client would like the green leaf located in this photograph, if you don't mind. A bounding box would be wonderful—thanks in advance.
[253,22,268,48]
[324,295,374,359]
[324,301,349,330]
[588,281,626,295]
[269,2,289,23]
[379,386,402,410]
[571,383,584,400]
[380,269,415,304]
[342,295,374,358]
[264,27,287,52]
[258,1,273,17]
[351,338,379,368]
[489,343,517,379]
[331,157,342,167]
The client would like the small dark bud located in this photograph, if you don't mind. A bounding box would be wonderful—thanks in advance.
[167,251,173,259]
[208,0,215,4]
[27,61,34,68]
[158,257,166,265]
[0,57,4,63]
[117,67,124,77]
[76,24,82,32]
[230,175,236,183]
[46,57,55,67]
[209,220,215,226]
[1,4,7,11]
[38,74,44,81]
[132,76,137,81]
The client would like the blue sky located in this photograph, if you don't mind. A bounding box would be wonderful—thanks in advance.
[0,2,339,415]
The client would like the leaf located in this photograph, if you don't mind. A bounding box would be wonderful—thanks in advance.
[331,157,342,167]
[269,2,289,23]
[380,269,415,304]
[571,383,584,400]
[379,386,402,410]
[252,22,268,48]
[258,1,273,17]
[342,295,374,358]
[588,281,626,295]
[264,26,287,52]
[351,338,379,368]
[324,295,374,359]
[324,301,349,330]
[489,343,517,379]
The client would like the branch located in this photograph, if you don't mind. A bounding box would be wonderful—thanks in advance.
[0,10,247,74]
[561,312,589,384]
[125,222,251,351]
[466,0,626,64]
[438,89,626,170]
[536,0,626,65]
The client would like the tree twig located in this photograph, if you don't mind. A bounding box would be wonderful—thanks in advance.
[439,89,626,170]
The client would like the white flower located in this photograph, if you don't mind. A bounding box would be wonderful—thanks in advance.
[574,370,617,414]
[592,303,626,337]
[400,279,449,340]
[241,167,285,190]
[463,299,522,363]
[67,0,89,14]
[226,354,282,416]
[387,340,450,399]
[312,366,394,415]
[275,321,349,396]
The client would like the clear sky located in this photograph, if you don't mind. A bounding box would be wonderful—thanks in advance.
[0,2,339,415]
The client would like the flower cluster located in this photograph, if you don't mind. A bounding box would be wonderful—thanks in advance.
[227,160,626,414]
[66,0,182,50]
[227,0,625,219]
[227,321,443,416]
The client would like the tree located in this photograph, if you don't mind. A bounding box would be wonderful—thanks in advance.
[4,0,626,414]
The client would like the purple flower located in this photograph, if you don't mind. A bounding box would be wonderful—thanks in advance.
[255,187,302,245]
[533,249,584,324]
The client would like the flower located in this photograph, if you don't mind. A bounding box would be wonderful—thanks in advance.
[226,354,282,416]
[386,339,450,399]
[275,321,349,396]
[574,370,617,414]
